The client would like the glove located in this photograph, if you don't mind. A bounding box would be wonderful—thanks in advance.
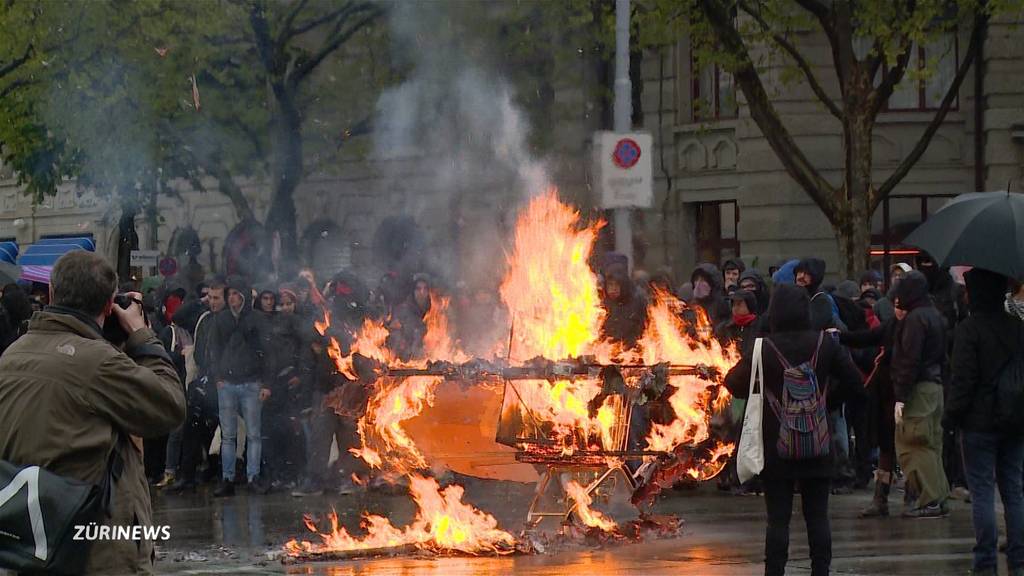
[894,401,905,425]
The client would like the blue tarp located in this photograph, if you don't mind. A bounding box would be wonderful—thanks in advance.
[0,241,17,264]
[17,236,95,266]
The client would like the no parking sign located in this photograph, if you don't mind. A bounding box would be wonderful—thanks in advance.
[595,131,653,208]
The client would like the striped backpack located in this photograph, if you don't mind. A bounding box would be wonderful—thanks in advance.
[764,333,830,461]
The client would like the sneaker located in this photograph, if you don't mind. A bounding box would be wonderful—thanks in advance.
[950,486,971,501]
[902,501,949,519]
[291,481,324,497]
[165,479,197,494]
[155,471,176,489]
[213,480,235,498]
[249,476,272,495]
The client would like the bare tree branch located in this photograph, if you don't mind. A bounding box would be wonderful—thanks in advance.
[874,13,987,207]
[0,77,34,100]
[288,4,383,87]
[868,37,915,118]
[0,45,31,80]
[289,2,355,39]
[700,0,839,220]
[279,0,310,39]
[739,0,843,120]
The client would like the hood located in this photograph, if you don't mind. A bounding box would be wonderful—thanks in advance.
[771,259,800,285]
[738,269,770,313]
[921,264,953,293]
[965,268,1009,314]
[690,263,724,294]
[794,258,827,293]
[729,290,758,316]
[768,284,811,332]
[859,270,882,287]
[604,264,635,304]
[226,275,252,310]
[835,280,860,300]
[723,258,746,274]
[329,270,370,317]
[893,270,931,311]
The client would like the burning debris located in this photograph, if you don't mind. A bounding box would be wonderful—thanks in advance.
[286,191,738,563]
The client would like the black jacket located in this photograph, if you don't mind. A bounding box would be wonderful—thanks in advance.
[208,278,265,383]
[257,311,314,394]
[944,268,1024,434]
[795,258,841,331]
[725,285,864,479]
[690,263,731,325]
[891,272,947,402]
[602,267,647,347]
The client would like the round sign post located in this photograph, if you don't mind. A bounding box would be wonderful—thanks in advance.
[158,257,178,277]
[611,138,641,169]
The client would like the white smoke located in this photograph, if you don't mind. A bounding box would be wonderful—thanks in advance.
[371,2,551,288]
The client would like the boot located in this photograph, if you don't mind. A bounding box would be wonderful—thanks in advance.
[859,471,891,518]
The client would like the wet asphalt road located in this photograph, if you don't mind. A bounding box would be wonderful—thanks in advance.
[151,478,983,575]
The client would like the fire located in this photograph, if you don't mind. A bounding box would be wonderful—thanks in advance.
[565,480,617,532]
[500,190,605,361]
[351,375,441,473]
[285,475,516,556]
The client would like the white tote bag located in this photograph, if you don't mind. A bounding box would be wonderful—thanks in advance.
[737,338,766,484]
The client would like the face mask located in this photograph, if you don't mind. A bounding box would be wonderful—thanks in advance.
[693,279,711,299]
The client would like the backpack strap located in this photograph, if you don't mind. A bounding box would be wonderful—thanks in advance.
[762,337,792,370]
[810,331,825,368]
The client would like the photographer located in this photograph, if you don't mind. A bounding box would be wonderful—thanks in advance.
[0,251,185,574]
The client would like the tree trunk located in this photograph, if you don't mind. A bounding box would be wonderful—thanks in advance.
[838,109,874,277]
[265,88,303,275]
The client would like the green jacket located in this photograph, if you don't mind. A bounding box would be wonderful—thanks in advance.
[0,311,185,574]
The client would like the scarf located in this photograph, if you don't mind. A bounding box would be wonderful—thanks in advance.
[1006,294,1024,322]
[733,312,757,327]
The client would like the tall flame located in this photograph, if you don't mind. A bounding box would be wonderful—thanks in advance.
[499,190,605,361]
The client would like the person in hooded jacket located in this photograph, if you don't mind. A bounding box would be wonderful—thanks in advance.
[389,273,433,361]
[891,270,950,517]
[738,269,770,315]
[690,263,731,326]
[716,289,763,349]
[725,285,864,576]
[943,268,1024,576]
[723,258,746,292]
[601,264,647,348]
[207,275,269,496]
[794,258,843,331]
[256,286,314,490]
[838,314,899,516]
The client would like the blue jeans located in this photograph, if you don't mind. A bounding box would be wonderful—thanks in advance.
[218,382,262,482]
[963,431,1024,571]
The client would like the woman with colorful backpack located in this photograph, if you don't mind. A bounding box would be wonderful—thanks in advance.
[726,284,864,576]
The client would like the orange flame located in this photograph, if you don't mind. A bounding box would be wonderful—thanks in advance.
[499,190,605,361]
[565,480,617,532]
[285,475,515,556]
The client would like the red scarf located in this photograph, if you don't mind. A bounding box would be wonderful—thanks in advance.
[733,312,757,327]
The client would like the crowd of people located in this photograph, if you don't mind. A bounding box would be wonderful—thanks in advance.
[0,248,1020,575]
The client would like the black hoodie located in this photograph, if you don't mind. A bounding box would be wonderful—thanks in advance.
[945,269,1024,434]
[601,266,647,347]
[795,258,839,331]
[738,269,770,314]
[891,271,947,401]
[725,284,863,478]
[207,276,265,384]
[690,263,731,325]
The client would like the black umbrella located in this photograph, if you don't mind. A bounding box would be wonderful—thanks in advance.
[903,191,1024,279]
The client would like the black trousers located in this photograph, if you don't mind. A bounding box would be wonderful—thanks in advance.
[178,380,220,483]
[304,397,366,488]
[262,398,304,483]
[762,476,832,576]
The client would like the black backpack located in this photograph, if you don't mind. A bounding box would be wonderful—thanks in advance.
[0,447,121,575]
[994,325,1024,434]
